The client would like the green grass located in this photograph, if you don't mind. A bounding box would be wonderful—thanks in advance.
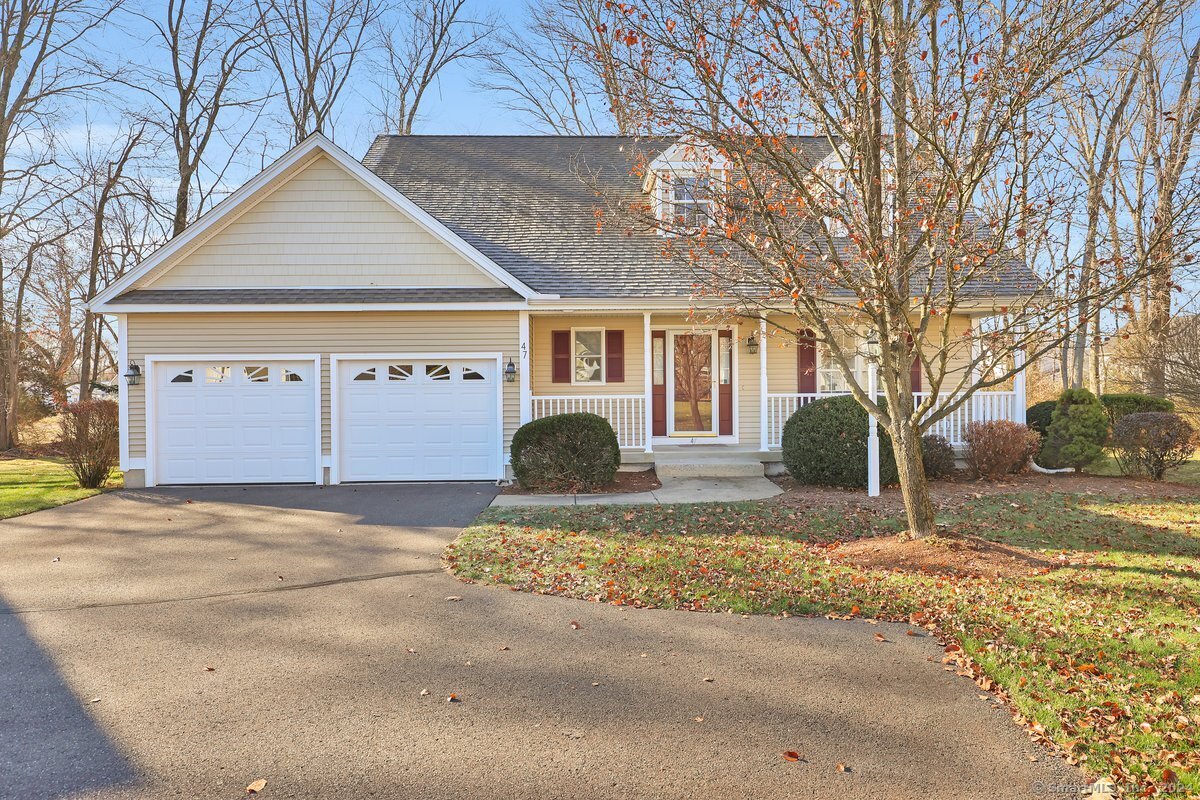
[1086,452,1200,486]
[0,458,118,519]
[447,492,1200,793]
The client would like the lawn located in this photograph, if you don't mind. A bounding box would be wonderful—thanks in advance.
[0,458,119,520]
[1086,452,1200,486]
[447,491,1200,795]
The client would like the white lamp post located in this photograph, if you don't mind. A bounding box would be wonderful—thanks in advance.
[865,336,881,498]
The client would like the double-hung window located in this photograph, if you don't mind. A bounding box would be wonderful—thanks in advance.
[572,329,604,384]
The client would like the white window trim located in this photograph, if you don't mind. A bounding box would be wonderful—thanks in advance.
[570,327,607,386]
[655,168,723,235]
[815,340,864,393]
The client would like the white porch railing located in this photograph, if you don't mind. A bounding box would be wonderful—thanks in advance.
[531,395,646,449]
[916,391,1017,446]
[764,391,1018,449]
[766,392,849,450]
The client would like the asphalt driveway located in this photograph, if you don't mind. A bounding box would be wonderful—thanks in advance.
[0,485,1082,800]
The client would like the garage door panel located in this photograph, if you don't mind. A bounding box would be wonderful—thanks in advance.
[154,359,317,485]
[338,358,499,482]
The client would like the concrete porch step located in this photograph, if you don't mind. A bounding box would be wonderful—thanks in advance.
[653,457,765,479]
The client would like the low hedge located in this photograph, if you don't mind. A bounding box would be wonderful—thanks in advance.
[782,395,898,487]
[510,412,620,492]
[1100,393,1174,426]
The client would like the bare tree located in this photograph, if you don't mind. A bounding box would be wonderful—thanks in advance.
[478,0,639,134]
[124,0,266,236]
[0,0,121,448]
[371,0,497,135]
[593,0,1164,538]
[75,125,146,401]
[1115,24,1200,397]
[255,0,380,143]
[1057,42,1149,390]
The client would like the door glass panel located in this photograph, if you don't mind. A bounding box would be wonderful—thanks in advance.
[719,336,732,384]
[652,336,665,385]
[673,333,713,433]
[205,366,230,384]
[426,364,451,381]
[388,364,413,381]
[243,366,269,383]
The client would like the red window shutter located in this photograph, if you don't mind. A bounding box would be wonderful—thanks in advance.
[605,329,625,382]
[551,330,571,383]
[652,330,667,436]
[906,333,922,391]
[796,330,817,393]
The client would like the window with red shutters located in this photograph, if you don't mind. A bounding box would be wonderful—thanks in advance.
[551,330,571,383]
[605,330,625,382]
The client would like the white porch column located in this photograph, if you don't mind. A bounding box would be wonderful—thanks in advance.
[518,310,532,425]
[643,312,653,452]
[758,317,768,449]
[867,359,881,497]
[1013,345,1027,425]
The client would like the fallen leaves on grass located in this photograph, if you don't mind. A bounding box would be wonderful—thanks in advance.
[445,491,1200,794]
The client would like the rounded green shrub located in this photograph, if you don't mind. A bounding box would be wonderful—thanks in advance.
[782,395,897,487]
[1026,400,1057,437]
[1043,388,1109,472]
[1099,392,1174,426]
[921,434,958,480]
[510,412,620,492]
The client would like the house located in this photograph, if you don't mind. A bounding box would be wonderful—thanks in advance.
[90,134,1027,488]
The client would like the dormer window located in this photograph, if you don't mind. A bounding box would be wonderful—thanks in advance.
[664,173,714,228]
[816,147,896,239]
[644,139,729,235]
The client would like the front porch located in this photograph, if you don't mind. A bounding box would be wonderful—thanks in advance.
[516,311,1027,469]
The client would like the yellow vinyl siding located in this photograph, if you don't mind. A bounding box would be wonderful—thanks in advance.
[145,154,501,290]
[125,311,519,460]
[530,315,645,395]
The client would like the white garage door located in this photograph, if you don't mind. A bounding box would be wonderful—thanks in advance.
[338,358,500,482]
[153,360,317,485]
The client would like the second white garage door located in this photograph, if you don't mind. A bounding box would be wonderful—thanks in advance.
[337,358,501,482]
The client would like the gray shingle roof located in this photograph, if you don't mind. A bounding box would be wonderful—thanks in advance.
[363,135,769,298]
[362,135,1039,301]
[111,287,523,305]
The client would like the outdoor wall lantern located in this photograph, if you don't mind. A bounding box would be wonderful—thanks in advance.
[504,358,517,383]
[865,337,882,361]
[745,333,759,355]
[124,361,143,386]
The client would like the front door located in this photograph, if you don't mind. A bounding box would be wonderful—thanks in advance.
[668,332,717,436]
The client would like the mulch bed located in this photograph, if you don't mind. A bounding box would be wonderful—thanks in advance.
[828,530,1061,579]
[500,468,661,496]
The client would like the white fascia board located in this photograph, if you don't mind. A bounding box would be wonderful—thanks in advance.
[97,301,530,314]
[90,134,548,309]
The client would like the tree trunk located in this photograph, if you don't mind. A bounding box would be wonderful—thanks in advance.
[889,419,936,539]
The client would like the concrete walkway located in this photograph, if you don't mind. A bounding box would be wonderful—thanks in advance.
[490,476,783,507]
